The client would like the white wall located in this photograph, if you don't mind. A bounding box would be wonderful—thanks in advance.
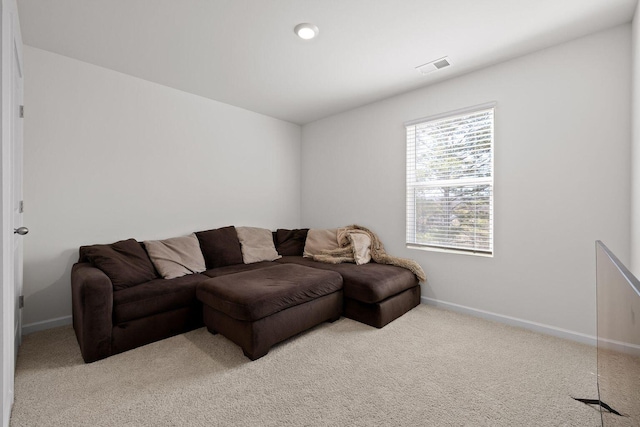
[301,25,631,338]
[22,46,301,328]
[632,4,640,276]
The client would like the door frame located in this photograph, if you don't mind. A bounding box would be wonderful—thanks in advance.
[0,0,22,425]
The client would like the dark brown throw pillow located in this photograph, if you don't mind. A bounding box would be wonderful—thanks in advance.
[275,229,309,256]
[195,226,244,269]
[80,238,158,290]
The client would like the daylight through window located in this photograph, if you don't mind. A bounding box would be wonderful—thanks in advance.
[405,103,494,255]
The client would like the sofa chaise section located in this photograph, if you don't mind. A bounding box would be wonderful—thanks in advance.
[276,256,420,328]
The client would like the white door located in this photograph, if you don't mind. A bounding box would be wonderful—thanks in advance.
[10,26,23,362]
[2,1,23,424]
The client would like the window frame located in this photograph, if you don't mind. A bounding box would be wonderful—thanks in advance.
[405,102,496,256]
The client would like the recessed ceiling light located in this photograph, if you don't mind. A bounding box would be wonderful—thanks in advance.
[294,23,319,40]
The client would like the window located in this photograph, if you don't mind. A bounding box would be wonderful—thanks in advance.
[405,103,494,255]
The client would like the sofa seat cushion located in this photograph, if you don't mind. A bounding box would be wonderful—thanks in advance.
[201,261,277,278]
[113,273,207,324]
[276,256,418,304]
[196,264,343,322]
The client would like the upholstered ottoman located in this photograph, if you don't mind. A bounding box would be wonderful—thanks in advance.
[196,264,343,360]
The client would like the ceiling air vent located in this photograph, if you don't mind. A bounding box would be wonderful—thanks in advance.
[415,56,451,75]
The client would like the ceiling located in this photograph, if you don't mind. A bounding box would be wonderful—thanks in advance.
[17,0,638,125]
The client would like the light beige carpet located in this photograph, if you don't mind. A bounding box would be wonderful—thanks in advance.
[11,305,600,426]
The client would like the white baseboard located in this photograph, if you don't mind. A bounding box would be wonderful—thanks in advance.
[421,297,597,347]
[22,315,72,336]
[597,337,640,357]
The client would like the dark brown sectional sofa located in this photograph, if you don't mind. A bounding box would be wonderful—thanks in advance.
[71,226,421,363]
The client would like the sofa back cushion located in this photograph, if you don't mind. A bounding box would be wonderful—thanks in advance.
[236,226,282,264]
[195,226,244,269]
[79,238,158,290]
[275,228,309,256]
[143,233,206,279]
[303,229,340,258]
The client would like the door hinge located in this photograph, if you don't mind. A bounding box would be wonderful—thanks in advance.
[18,295,23,309]
[19,200,23,213]
[19,105,23,118]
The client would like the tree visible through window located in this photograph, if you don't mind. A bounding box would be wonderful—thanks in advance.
[405,104,494,254]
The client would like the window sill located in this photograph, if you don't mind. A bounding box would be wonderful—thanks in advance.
[406,244,493,258]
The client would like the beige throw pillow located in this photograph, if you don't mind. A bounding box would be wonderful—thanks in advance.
[143,233,206,279]
[303,229,339,258]
[348,232,372,265]
[236,227,281,264]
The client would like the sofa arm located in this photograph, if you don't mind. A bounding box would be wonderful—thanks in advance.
[71,263,113,363]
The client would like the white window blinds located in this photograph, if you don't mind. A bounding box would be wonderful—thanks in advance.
[406,103,494,254]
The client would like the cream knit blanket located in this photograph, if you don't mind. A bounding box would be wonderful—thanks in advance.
[312,225,426,282]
